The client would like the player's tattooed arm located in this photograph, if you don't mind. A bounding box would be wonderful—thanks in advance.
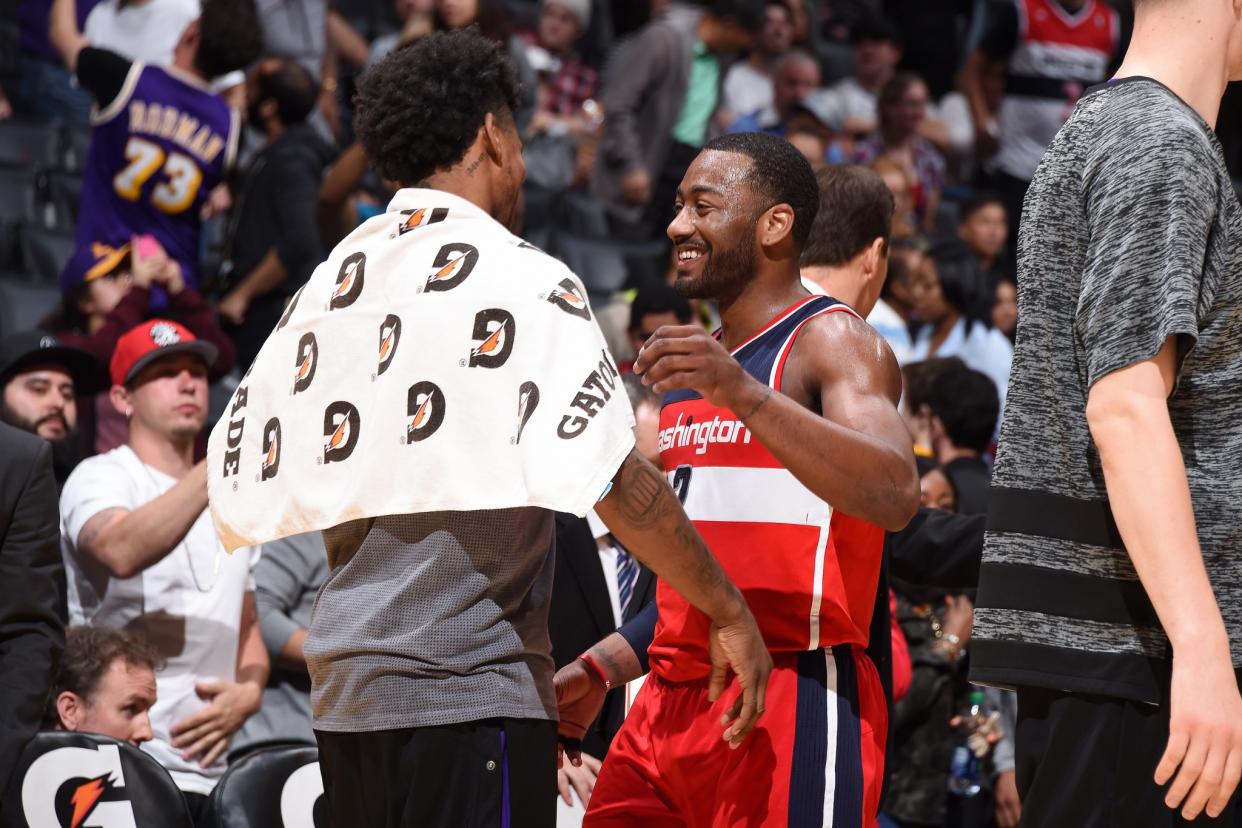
[598,449,774,747]
[598,449,736,620]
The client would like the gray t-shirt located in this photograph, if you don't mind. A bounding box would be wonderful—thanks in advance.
[971,77,1242,704]
[305,508,557,731]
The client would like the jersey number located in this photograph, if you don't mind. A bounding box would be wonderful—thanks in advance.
[113,137,203,214]
[671,465,692,505]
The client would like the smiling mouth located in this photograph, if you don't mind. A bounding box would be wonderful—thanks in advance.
[676,245,707,265]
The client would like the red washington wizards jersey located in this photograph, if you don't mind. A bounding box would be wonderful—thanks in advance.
[649,295,886,682]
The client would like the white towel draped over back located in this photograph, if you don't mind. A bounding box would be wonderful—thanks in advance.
[207,189,636,552]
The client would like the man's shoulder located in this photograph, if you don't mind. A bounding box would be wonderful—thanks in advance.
[63,447,136,490]
[1077,81,1213,157]
[0,422,47,467]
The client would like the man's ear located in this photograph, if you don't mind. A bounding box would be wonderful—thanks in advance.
[760,203,796,248]
[863,237,886,279]
[109,385,130,417]
[57,692,85,731]
[480,111,509,167]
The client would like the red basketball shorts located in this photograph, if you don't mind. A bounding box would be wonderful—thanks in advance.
[585,646,886,828]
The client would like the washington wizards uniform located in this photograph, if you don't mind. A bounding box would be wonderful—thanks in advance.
[587,295,888,828]
[76,60,239,297]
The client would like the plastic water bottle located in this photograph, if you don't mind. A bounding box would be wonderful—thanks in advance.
[948,690,986,797]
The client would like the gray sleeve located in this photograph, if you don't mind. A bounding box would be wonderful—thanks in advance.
[1075,118,1217,391]
[598,27,674,173]
[254,533,322,658]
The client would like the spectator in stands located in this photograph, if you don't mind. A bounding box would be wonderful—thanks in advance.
[44,626,159,747]
[255,0,337,135]
[831,15,902,138]
[799,164,911,363]
[884,236,922,330]
[49,0,262,302]
[218,57,334,372]
[957,192,1011,287]
[48,240,236,456]
[870,155,917,239]
[434,0,538,132]
[926,363,999,516]
[718,0,795,126]
[962,0,1120,247]
[901,356,963,460]
[59,319,266,823]
[519,0,602,192]
[992,275,1017,343]
[909,239,1012,403]
[232,532,328,756]
[725,49,820,135]
[83,0,201,65]
[594,0,763,241]
[853,72,945,234]
[12,0,99,125]
[620,280,693,371]
[368,0,435,67]
[0,422,66,795]
[0,332,101,486]
[919,465,956,513]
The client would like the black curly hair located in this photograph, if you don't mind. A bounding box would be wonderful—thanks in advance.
[353,28,521,186]
[702,132,820,248]
[194,0,263,80]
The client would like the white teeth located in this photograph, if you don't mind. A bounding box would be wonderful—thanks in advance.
[678,249,702,261]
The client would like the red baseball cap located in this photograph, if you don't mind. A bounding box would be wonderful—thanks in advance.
[110,320,219,387]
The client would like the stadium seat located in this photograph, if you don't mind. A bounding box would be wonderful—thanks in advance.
[209,744,326,828]
[0,276,60,335]
[0,731,194,828]
[20,225,75,284]
[0,167,36,222]
[46,170,83,226]
[61,126,93,174]
[0,120,62,169]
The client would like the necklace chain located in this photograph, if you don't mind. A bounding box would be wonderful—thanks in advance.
[136,452,221,593]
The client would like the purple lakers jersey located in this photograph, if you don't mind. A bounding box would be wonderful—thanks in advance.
[76,62,239,293]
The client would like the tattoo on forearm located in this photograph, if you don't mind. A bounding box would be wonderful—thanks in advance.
[79,508,123,552]
[617,456,674,528]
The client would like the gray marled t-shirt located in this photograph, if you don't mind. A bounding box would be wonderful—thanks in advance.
[971,77,1242,704]
[305,508,557,731]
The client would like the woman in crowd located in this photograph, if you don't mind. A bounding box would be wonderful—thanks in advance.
[434,0,536,131]
[908,239,1011,404]
[854,72,946,234]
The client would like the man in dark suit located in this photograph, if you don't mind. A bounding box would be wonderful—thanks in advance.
[549,373,661,815]
[0,422,67,794]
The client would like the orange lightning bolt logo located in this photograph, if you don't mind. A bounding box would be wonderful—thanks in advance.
[69,775,110,828]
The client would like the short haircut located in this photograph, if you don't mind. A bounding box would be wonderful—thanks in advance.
[774,49,818,74]
[43,627,160,727]
[959,191,1006,224]
[800,164,894,268]
[901,356,965,415]
[354,28,521,186]
[706,0,767,33]
[256,57,319,126]
[630,281,692,331]
[928,237,990,325]
[622,371,661,413]
[702,132,820,248]
[852,15,902,47]
[195,0,263,79]
[927,363,999,452]
[883,235,925,297]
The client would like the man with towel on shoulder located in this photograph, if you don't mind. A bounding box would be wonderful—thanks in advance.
[206,29,772,828]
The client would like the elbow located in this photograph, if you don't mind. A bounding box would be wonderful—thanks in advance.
[880,454,921,532]
[101,554,140,580]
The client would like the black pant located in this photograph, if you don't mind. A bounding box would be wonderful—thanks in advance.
[315,718,557,828]
[1015,687,1238,827]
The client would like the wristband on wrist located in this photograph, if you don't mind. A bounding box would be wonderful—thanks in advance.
[577,652,612,691]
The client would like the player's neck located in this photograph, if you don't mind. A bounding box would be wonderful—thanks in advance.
[1114,14,1231,129]
[799,264,871,315]
[419,169,499,222]
[716,268,811,352]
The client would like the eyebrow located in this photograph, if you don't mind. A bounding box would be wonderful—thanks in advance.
[689,185,725,198]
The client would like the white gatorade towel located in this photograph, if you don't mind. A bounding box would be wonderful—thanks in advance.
[207,188,635,552]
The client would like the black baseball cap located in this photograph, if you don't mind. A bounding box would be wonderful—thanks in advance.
[0,331,106,394]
